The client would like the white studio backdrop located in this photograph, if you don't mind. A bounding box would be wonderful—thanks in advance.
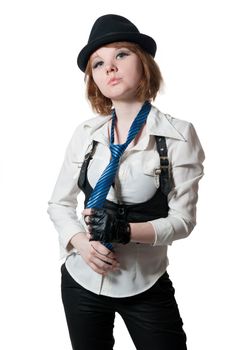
[0,0,232,349]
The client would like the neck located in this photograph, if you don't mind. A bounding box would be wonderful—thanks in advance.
[112,100,146,124]
[111,100,150,145]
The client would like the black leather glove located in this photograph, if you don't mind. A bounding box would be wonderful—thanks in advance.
[88,209,131,244]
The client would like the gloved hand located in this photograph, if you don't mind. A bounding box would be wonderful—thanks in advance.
[87,209,131,244]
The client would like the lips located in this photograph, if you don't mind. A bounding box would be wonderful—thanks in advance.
[107,77,121,85]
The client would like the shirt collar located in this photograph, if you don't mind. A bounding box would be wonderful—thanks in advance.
[83,115,112,145]
[82,105,186,146]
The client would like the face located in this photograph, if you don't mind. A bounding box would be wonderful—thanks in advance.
[90,46,143,102]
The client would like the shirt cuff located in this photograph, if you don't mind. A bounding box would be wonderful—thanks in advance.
[58,224,86,259]
[148,218,174,246]
[147,221,158,246]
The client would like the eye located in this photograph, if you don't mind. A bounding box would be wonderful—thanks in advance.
[116,51,130,59]
[92,61,104,69]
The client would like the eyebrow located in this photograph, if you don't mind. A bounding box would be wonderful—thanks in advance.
[90,52,101,62]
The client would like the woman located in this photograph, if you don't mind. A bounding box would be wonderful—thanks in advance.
[48,14,205,350]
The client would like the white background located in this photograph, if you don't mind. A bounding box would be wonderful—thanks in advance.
[0,0,232,349]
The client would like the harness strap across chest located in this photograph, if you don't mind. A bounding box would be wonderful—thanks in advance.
[78,136,171,198]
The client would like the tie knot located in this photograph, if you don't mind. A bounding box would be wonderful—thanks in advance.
[110,143,126,158]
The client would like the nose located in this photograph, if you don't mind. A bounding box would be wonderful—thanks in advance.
[106,63,118,74]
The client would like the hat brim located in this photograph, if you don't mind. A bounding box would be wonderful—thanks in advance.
[77,32,157,72]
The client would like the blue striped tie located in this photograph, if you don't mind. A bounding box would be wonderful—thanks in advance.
[86,101,152,249]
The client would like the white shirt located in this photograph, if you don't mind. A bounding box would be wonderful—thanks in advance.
[47,105,205,297]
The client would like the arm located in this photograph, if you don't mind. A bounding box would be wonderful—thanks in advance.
[130,222,156,244]
[47,125,120,274]
[130,122,205,246]
[47,125,90,259]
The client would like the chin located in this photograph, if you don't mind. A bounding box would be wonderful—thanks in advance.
[107,91,134,102]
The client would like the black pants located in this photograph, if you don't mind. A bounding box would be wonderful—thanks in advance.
[61,264,187,350]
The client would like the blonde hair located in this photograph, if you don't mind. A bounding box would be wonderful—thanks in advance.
[84,42,163,115]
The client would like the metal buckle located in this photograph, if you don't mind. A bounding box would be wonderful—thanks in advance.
[154,168,161,175]
[160,156,169,169]
[84,152,90,161]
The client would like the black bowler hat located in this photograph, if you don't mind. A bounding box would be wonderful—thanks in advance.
[77,14,157,72]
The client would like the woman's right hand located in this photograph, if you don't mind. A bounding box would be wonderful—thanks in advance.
[70,233,120,276]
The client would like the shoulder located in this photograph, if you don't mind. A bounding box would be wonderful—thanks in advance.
[65,114,111,159]
[150,105,196,141]
[150,105,204,160]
